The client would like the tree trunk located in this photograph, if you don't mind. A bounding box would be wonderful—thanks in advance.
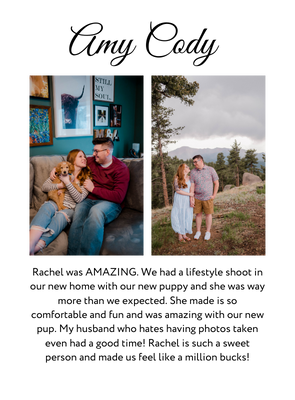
[236,165,240,187]
[158,138,169,207]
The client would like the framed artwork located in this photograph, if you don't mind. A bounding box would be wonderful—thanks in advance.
[110,104,122,127]
[94,105,109,127]
[30,105,53,147]
[30,76,50,99]
[53,76,92,138]
[93,76,115,102]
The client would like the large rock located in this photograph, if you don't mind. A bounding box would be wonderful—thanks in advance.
[242,172,262,186]
[223,185,234,191]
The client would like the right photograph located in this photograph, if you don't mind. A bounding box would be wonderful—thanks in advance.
[152,76,265,256]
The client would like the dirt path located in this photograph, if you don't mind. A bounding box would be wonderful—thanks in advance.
[152,182,265,256]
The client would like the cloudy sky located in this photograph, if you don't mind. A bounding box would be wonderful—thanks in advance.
[163,76,265,153]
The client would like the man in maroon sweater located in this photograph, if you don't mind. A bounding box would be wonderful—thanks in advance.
[68,137,130,255]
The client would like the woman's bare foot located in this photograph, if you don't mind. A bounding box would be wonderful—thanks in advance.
[30,228,43,255]
[27,242,35,258]
[178,234,186,243]
[34,239,46,254]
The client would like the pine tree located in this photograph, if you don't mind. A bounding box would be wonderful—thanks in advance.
[148,73,199,207]
[148,72,199,107]
[243,149,259,175]
[261,154,268,181]
[215,152,227,191]
[227,140,241,187]
[148,104,184,207]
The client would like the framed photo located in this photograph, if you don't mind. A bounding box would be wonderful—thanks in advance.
[94,105,109,127]
[30,76,50,99]
[53,76,92,138]
[93,76,115,102]
[110,104,122,127]
[30,105,53,147]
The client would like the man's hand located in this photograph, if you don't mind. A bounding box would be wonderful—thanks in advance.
[84,178,94,192]
[210,180,219,200]
[190,197,195,207]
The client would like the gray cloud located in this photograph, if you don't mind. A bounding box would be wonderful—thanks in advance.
[164,76,265,146]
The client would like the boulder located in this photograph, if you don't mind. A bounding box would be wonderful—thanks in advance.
[242,172,262,186]
[223,185,234,191]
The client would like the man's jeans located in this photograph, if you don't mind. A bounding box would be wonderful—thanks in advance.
[67,199,122,255]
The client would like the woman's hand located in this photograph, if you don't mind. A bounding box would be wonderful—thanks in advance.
[84,178,94,192]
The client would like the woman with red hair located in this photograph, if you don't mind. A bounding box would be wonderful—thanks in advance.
[171,164,194,242]
[29,149,91,255]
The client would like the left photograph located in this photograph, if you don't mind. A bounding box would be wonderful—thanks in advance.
[29,75,143,256]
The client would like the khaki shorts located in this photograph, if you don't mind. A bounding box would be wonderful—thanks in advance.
[193,198,214,215]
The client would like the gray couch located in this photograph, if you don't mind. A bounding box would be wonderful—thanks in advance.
[30,155,143,255]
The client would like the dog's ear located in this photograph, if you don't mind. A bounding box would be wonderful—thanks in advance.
[68,162,74,174]
[56,162,62,174]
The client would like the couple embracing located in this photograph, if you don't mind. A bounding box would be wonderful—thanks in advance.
[171,155,219,243]
[30,137,129,255]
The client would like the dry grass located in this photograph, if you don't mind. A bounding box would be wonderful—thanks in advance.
[215,181,265,205]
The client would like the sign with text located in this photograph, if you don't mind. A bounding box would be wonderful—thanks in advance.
[93,72,115,103]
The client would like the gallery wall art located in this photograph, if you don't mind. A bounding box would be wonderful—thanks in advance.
[27,105,53,147]
[53,76,92,138]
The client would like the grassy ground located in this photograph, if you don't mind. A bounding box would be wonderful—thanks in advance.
[152,182,265,256]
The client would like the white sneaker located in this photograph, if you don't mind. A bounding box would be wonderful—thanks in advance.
[204,232,211,241]
[194,231,201,240]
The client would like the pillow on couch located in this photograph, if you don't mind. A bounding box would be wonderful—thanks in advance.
[30,155,66,211]
[123,158,146,212]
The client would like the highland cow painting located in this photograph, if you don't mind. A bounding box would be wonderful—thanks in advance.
[53,76,92,138]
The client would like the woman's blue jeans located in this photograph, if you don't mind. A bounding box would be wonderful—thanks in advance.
[67,198,122,255]
[30,201,74,247]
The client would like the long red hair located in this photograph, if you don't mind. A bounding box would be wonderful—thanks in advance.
[67,149,92,184]
[174,164,187,189]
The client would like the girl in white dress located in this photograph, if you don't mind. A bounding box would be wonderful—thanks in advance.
[171,164,194,242]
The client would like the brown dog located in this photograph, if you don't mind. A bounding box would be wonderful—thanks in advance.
[48,161,82,210]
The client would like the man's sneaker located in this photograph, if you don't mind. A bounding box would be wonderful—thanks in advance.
[194,231,201,240]
[204,232,211,241]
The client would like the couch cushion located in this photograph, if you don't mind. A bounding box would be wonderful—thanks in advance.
[27,162,34,208]
[100,208,143,255]
[27,208,37,225]
[121,158,143,212]
[30,155,66,211]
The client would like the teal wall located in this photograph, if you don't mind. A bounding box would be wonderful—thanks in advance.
[30,76,143,158]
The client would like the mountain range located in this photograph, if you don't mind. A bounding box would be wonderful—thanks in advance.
[168,146,265,164]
